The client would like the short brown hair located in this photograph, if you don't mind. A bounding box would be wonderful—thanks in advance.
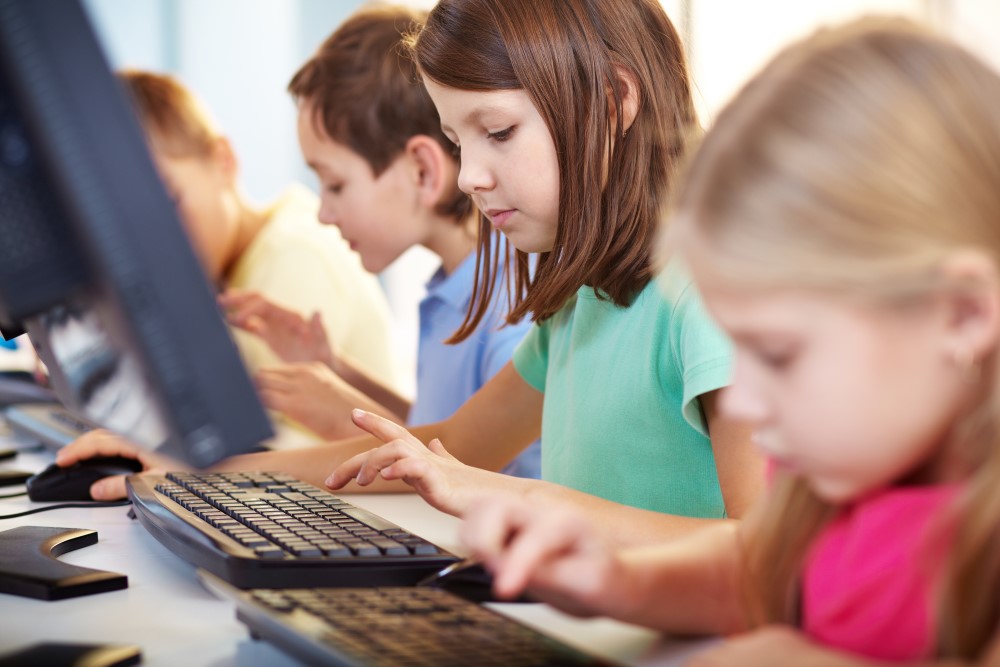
[408,0,696,339]
[119,69,219,158]
[288,6,469,222]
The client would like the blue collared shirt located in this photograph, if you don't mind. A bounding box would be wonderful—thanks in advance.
[408,252,541,478]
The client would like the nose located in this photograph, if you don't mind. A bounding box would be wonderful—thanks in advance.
[317,199,339,227]
[719,356,770,426]
[456,150,494,195]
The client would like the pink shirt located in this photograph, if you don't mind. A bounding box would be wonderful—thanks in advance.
[801,484,959,661]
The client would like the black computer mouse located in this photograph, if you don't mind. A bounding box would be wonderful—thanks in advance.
[26,456,144,502]
[420,560,534,604]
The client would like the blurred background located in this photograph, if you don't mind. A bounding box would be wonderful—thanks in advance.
[80,0,1000,383]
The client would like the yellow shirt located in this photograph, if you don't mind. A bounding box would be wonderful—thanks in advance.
[227,185,403,446]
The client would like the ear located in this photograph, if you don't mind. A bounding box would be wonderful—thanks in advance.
[609,65,641,136]
[938,249,1000,366]
[210,136,239,185]
[404,135,452,211]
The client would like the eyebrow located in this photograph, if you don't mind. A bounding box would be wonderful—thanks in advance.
[441,105,514,135]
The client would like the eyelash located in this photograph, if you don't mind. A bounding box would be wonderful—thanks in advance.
[325,184,343,195]
[487,126,515,142]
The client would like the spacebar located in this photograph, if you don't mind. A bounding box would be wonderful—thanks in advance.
[340,507,397,532]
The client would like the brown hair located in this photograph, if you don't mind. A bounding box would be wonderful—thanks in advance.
[673,18,1000,659]
[288,5,469,223]
[119,69,219,158]
[407,0,696,339]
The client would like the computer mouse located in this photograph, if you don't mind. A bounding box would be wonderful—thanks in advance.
[26,456,144,502]
[419,560,534,604]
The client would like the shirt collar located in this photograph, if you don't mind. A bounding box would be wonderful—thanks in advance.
[425,251,477,311]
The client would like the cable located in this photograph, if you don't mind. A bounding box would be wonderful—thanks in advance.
[0,491,28,499]
[0,500,130,520]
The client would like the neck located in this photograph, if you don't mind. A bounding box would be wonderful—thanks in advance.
[423,213,478,275]
[222,190,272,281]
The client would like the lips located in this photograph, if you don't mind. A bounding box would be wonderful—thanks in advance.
[485,208,516,229]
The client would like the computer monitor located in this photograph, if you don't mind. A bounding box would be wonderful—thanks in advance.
[0,0,273,466]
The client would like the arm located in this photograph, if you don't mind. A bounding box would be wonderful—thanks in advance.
[328,384,761,548]
[686,627,972,667]
[219,289,411,419]
[235,361,544,495]
[256,362,406,440]
[459,493,747,635]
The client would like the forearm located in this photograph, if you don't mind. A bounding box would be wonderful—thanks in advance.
[520,479,736,548]
[610,521,746,635]
[331,354,412,421]
[215,422,458,492]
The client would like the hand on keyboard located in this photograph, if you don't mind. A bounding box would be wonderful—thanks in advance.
[460,494,626,617]
[55,429,179,500]
[326,410,506,517]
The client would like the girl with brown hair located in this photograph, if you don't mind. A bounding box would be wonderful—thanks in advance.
[459,17,1000,664]
[63,0,759,549]
[324,0,760,546]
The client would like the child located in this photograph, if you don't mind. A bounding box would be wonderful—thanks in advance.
[458,18,1000,664]
[120,71,404,446]
[64,0,758,549]
[216,6,541,477]
[318,0,760,542]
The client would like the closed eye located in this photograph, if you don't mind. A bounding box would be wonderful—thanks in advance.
[487,126,515,143]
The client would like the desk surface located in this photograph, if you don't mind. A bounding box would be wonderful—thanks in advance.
[0,446,710,666]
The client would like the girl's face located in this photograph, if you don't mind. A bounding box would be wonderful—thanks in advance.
[297,105,430,273]
[423,79,560,253]
[702,285,968,504]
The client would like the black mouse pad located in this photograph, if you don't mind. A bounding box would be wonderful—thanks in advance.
[0,526,128,600]
[0,642,141,667]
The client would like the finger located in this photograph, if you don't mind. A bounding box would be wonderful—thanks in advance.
[351,409,423,447]
[56,430,141,466]
[427,438,458,462]
[254,369,297,392]
[89,474,130,501]
[461,496,527,564]
[492,509,580,599]
[326,446,393,489]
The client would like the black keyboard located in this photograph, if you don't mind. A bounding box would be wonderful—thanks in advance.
[126,471,459,588]
[201,574,619,667]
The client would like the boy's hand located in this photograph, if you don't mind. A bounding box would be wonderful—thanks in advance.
[219,289,335,367]
[326,410,486,516]
[55,429,180,500]
[460,494,623,615]
[257,362,373,440]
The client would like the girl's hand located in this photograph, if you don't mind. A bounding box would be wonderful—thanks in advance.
[55,429,181,500]
[218,289,335,367]
[326,410,485,516]
[256,363,368,440]
[461,494,625,615]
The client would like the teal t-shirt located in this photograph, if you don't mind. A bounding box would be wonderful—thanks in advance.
[512,269,732,517]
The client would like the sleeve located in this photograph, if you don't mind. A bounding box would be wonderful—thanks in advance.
[668,278,733,436]
[480,316,534,386]
[512,321,549,393]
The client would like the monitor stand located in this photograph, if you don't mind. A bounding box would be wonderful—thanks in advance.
[0,526,128,600]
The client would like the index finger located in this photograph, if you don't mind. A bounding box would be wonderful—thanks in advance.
[55,430,141,467]
[351,409,423,447]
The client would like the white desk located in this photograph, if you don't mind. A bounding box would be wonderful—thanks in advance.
[0,447,709,666]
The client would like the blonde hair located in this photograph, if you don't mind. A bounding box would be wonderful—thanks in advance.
[119,69,220,158]
[672,18,1000,659]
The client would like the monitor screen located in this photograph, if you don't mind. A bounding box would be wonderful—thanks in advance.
[0,0,273,466]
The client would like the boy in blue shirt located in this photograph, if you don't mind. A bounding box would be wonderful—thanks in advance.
[219,6,539,477]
